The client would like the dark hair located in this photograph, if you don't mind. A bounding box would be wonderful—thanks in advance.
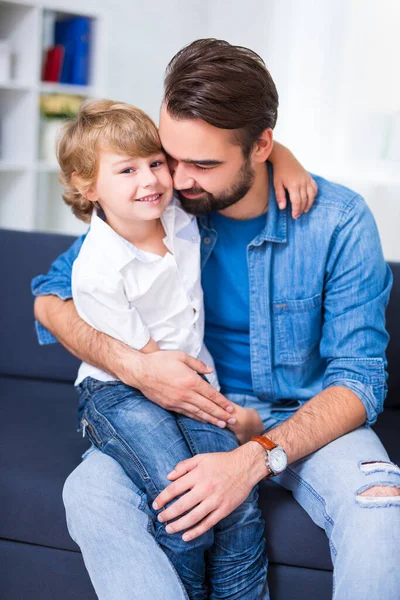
[164,38,279,156]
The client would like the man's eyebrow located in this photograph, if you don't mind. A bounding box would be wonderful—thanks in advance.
[181,159,223,166]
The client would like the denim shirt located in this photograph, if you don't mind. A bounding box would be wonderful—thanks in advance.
[32,171,392,426]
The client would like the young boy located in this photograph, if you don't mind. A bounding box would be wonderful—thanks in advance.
[57,99,315,600]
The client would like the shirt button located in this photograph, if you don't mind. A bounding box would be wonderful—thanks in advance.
[203,237,211,244]
[191,235,198,242]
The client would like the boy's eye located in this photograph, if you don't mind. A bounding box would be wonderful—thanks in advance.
[121,167,135,174]
[151,160,164,168]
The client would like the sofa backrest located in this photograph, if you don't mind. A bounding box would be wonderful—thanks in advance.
[385,262,400,406]
[0,228,399,405]
[0,228,79,382]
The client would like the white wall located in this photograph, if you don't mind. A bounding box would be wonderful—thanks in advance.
[206,0,400,261]
[30,0,400,259]
[99,0,208,121]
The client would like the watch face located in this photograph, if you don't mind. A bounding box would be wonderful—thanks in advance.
[269,447,288,474]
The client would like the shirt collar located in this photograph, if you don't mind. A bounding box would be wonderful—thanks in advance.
[89,209,156,271]
[89,196,195,271]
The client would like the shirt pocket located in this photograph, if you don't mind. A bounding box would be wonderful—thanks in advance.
[272,293,322,365]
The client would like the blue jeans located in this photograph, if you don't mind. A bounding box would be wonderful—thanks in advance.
[76,378,267,600]
[64,392,400,600]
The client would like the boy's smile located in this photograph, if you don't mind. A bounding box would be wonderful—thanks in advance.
[134,192,164,205]
[85,148,173,243]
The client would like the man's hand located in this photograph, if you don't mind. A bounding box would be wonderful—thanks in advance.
[35,297,235,428]
[152,443,267,541]
[121,350,236,428]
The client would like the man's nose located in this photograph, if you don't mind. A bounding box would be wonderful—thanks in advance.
[172,163,195,190]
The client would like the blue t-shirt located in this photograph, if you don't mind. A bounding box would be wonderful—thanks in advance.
[202,210,266,395]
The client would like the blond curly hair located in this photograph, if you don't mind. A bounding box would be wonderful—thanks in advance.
[57,99,162,222]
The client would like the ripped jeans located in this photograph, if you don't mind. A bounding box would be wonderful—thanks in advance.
[64,392,400,600]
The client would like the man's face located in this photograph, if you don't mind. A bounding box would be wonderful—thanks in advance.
[159,107,255,216]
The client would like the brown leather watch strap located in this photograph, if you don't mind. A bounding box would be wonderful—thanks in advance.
[251,435,277,451]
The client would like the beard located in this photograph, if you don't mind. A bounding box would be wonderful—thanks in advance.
[176,158,255,216]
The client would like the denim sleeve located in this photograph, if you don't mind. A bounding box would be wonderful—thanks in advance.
[321,195,392,425]
[31,233,87,345]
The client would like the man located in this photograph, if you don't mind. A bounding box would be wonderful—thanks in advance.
[33,39,399,599]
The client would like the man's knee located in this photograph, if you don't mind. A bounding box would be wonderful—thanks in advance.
[62,461,91,526]
[356,461,400,506]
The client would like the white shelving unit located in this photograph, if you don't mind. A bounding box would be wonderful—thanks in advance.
[0,0,104,234]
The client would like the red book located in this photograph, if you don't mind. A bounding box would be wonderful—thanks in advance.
[42,45,65,82]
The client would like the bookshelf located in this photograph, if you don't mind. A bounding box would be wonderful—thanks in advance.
[0,0,104,234]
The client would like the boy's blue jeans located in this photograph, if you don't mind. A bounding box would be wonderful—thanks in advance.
[76,377,267,600]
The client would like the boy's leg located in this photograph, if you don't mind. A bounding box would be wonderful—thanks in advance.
[177,415,268,600]
[63,447,189,600]
[79,378,213,600]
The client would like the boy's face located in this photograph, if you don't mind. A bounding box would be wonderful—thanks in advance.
[158,106,256,216]
[88,148,173,224]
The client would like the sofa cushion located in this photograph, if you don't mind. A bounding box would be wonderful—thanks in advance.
[2,375,399,571]
[0,229,79,382]
[0,377,87,551]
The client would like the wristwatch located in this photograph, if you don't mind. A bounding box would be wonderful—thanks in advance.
[251,435,288,477]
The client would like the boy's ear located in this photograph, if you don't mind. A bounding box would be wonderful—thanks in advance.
[71,171,98,202]
[251,128,273,163]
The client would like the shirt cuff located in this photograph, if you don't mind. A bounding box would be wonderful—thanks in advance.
[31,279,74,345]
[31,275,73,301]
[323,377,383,426]
[35,320,58,345]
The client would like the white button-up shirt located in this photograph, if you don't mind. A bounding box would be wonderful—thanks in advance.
[72,198,219,389]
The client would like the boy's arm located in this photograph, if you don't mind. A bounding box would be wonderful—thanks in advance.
[269,141,318,219]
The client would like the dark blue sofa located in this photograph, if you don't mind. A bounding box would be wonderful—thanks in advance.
[1,227,399,599]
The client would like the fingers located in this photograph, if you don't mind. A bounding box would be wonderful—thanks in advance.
[153,470,194,510]
[181,509,224,541]
[165,499,215,536]
[299,187,308,216]
[167,457,199,480]
[160,489,206,526]
[275,181,287,210]
[288,187,301,219]
[193,378,233,413]
[183,355,213,374]
[305,184,315,212]
[185,394,236,426]
[289,178,318,218]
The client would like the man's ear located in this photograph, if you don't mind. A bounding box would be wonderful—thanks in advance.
[251,129,273,163]
[71,171,98,202]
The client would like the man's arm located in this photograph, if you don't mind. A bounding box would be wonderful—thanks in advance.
[152,195,392,539]
[34,295,234,426]
[151,385,365,541]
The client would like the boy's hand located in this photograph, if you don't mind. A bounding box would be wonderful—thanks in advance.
[226,403,264,445]
[270,142,318,219]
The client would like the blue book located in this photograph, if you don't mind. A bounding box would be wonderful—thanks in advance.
[70,17,91,86]
[54,17,91,86]
[55,19,73,83]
